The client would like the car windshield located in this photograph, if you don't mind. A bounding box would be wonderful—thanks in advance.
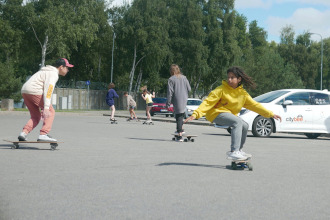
[153,98,167,103]
[254,90,290,103]
[187,100,202,105]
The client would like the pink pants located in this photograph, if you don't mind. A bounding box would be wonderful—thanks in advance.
[22,93,55,135]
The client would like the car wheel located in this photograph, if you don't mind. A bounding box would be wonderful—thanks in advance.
[252,116,273,137]
[150,112,154,116]
[166,114,169,117]
[305,133,321,139]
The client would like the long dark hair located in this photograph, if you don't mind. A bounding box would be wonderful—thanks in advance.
[227,66,256,90]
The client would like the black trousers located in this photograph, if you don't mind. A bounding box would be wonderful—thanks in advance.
[175,113,185,133]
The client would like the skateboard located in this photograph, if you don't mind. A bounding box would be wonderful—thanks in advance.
[110,119,118,124]
[3,139,60,151]
[171,134,197,142]
[143,120,154,125]
[227,156,253,171]
[127,118,140,122]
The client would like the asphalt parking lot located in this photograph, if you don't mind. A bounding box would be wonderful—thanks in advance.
[0,110,329,220]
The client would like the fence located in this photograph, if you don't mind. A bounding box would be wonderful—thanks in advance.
[53,88,165,110]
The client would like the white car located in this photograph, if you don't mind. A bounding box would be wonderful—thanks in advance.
[220,89,330,139]
[185,98,203,118]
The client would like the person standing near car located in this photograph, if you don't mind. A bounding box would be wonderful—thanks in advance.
[185,66,281,159]
[141,88,155,122]
[18,58,74,142]
[166,64,191,142]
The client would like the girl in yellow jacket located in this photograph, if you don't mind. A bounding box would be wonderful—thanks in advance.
[185,66,281,160]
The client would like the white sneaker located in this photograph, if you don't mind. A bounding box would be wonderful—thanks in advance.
[38,134,57,142]
[174,130,185,134]
[228,151,247,160]
[240,150,252,158]
[18,132,27,141]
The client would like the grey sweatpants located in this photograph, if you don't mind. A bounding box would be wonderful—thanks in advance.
[213,113,248,152]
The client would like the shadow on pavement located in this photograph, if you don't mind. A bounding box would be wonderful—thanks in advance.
[127,137,171,142]
[203,133,329,140]
[157,162,229,169]
[0,144,53,151]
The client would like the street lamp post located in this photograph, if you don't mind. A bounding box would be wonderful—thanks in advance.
[309,32,323,90]
[111,32,116,83]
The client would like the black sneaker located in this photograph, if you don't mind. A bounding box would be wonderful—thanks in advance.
[176,136,183,142]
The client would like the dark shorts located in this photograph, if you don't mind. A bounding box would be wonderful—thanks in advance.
[129,106,135,109]
[147,103,153,107]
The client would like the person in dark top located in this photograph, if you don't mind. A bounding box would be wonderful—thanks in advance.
[106,83,119,121]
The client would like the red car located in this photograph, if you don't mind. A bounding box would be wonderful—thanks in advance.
[150,97,174,117]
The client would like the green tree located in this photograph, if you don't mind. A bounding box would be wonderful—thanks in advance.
[0,12,22,62]
[112,0,170,93]
[278,25,295,65]
[245,48,304,97]
[200,0,236,97]
[322,38,330,90]
[0,61,22,101]
[23,0,100,67]
[248,20,267,57]
[168,0,209,97]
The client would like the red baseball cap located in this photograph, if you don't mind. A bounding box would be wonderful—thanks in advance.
[61,58,74,67]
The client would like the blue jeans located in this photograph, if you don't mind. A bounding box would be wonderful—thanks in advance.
[213,113,248,151]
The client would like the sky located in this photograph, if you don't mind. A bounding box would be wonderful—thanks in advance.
[110,0,330,43]
[235,0,330,42]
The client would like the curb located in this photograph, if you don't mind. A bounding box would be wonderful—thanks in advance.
[103,114,214,126]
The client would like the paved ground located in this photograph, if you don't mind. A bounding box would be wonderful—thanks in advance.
[0,110,330,220]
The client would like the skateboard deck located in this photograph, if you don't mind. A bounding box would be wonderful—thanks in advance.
[171,134,197,142]
[3,139,61,151]
[143,120,154,125]
[227,156,253,171]
[127,118,140,122]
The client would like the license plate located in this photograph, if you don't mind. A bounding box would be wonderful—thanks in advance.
[160,109,167,112]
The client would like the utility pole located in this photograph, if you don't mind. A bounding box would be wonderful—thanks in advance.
[111,32,116,83]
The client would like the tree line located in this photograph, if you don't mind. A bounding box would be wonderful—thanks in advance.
[0,0,329,102]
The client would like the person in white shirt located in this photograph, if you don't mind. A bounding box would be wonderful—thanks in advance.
[18,58,74,142]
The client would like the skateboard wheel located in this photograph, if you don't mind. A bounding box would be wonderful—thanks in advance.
[12,143,19,149]
[184,139,188,142]
[191,139,195,142]
[247,162,253,171]
[172,138,175,141]
[231,162,237,170]
[50,143,58,151]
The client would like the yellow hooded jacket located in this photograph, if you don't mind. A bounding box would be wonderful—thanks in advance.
[192,80,274,122]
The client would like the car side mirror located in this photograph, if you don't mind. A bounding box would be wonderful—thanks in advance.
[282,100,293,107]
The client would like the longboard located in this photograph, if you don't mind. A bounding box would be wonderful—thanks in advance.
[143,120,154,125]
[110,119,118,124]
[227,156,253,171]
[3,139,61,151]
[127,118,140,122]
[171,134,197,142]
